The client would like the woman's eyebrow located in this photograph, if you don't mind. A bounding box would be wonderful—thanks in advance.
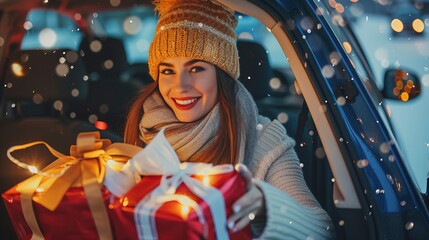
[184,59,205,66]
[159,59,206,68]
[159,62,174,67]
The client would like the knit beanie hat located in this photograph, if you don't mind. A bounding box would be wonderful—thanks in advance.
[148,0,239,80]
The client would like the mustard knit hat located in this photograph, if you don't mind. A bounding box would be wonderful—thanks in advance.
[148,0,239,80]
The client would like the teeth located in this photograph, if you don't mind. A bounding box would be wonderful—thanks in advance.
[175,98,197,105]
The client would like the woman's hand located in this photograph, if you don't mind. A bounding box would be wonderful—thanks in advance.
[227,163,265,232]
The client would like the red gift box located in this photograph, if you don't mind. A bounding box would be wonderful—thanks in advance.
[2,132,141,240]
[3,186,112,240]
[108,170,251,240]
[104,129,251,240]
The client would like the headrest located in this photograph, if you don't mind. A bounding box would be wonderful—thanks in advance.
[21,9,82,50]
[26,9,72,30]
[79,36,129,80]
[237,40,273,100]
[3,49,88,102]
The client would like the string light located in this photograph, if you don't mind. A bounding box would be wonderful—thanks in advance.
[7,141,70,177]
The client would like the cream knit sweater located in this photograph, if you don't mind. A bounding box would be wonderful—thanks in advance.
[246,116,335,239]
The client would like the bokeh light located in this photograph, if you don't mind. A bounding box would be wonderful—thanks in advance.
[391,19,404,33]
[329,51,341,66]
[269,77,282,90]
[104,59,114,70]
[90,40,102,53]
[55,63,69,77]
[110,0,121,7]
[376,0,392,6]
[89,114,98,124]
[357,159,369,168]
[38,28,57,48]
[53,100,63,111]
[74,13,82,21]
[277,112,289,124]
[335,3,345,13]
[33,93,43,104]
[322,65,335,78]
[300,17,314,30]
[23,21,33,30]
[95,121,108,130]
[332,15,346,27]
[11,63,24,77]
[342,41,352,54]
[66,51,79,63]
[123,16,142,35]
[400,92,409,101]
[412,18,424,33]
[337,96,346,106]
[238,32,254,40]
[71,89,80,97]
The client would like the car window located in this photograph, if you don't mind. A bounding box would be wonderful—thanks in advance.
[236,14,290,69]
[337,1,429,193]
[91,7,157,64]
[21,9,83,50]
[312,0,429,194]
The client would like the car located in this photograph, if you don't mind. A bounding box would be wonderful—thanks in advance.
[0,0,428,239]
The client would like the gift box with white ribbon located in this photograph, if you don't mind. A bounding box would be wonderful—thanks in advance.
[105,129,251,240]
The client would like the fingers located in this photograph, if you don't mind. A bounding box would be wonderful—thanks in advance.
[232,185,262,216]
[227,183,264,232]
[228,197,261,232]
[235,163,253,191]
[227,164,265,232]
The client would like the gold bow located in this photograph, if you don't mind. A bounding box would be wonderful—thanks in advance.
[9,132,142,240]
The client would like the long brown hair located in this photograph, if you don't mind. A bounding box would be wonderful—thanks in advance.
[123,67,241,165]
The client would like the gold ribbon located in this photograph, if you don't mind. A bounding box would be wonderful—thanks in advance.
[8,132,142,240]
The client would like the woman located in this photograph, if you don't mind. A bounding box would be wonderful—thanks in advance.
[124,0,334,239]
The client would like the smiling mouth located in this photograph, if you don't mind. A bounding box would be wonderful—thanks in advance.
[174,98,198,105]
[172,97,199,110]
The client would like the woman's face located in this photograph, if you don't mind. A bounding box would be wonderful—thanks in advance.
[158,57,218,122]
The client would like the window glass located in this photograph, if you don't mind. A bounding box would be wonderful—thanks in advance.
[91,7,157,64]
[236,14,289,69]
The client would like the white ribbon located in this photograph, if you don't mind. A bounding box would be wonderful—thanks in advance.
[104,129,233,240]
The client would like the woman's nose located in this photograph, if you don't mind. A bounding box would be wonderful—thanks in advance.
[175,71,191,90]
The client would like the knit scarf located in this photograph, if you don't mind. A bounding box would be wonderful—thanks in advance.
[139,81,259,163]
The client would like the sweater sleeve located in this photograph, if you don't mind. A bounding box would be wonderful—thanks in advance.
[249,119,335,239]
[252,180,334,239]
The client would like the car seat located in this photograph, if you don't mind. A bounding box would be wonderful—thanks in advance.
[237,40,303,137]
[0,49,120,239]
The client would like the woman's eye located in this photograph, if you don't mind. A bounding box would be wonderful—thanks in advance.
[191,66,204,73]
[160,69,174,75]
